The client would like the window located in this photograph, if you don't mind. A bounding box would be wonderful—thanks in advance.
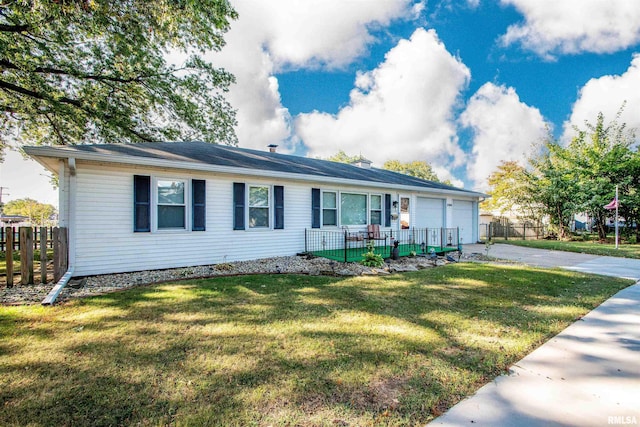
[134,176,205,232]
[341,193,367,225]
[157,179,186,229]
[249,185,270,228]
[370,194,382,225]
[322,191,337,226]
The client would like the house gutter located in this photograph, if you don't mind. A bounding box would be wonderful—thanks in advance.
[42,158,76,305]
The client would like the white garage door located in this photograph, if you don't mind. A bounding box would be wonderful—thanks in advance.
[416,197,445,246]
[453,200,474,244]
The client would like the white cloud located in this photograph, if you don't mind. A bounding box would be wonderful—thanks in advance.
[294,28,470,179]
[209,0,419,152]
[460,82,548,190]
[500,0,640,57]
[563,54,640,143]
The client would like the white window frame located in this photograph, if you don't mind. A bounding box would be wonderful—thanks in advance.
[247,184,271,229]
[340,191,368,226]
[152,177,190,232]
[321,190,338,227]
[370,194,383,225]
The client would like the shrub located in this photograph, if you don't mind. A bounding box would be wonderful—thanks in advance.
[360,241,385,268]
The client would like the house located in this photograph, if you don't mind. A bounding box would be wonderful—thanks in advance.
[24,141,485,277]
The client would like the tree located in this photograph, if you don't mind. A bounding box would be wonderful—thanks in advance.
[3,198,56,225]
[482,161,540,222]
[565,110,637,241]
[326,150,362,164]
[382,160,444,182]
[528,139,580,240]
[0,0,238,158]
[326,152,448,184]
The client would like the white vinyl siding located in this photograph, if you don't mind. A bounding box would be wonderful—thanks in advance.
[67,161,480,276]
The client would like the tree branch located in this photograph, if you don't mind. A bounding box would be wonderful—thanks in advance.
[0,78,83,108]
[0,23,30,33]
[0,59,151,84]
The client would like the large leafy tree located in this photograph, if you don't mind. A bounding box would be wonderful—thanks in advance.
[482,161,540,222]
[0,0,238,158]
[326,152,447,183]
[3,198,56,224]
[565,111,637,240]
[527,139,580,240]
[382,159,443,183]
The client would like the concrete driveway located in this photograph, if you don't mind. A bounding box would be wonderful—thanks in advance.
[464,243,640,281]
[430,243,640,427]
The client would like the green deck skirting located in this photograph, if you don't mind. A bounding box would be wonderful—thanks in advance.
[311,243,459,263]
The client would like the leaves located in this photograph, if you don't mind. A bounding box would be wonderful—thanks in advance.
[485,108,639,241]
[0,0,238,152]
[3,198,57,224]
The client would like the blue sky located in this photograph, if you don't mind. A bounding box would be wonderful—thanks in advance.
[4,0,640,206]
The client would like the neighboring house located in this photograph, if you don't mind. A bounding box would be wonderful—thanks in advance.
[0,215,30,227]
[25,142,485,276]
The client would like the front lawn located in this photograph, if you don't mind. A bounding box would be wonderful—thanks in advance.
[0,264,632,426]
[493,238,640,259]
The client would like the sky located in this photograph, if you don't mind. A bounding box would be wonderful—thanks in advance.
[4,0,640,208]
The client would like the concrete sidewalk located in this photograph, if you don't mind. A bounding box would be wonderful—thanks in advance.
[430,244,640,427]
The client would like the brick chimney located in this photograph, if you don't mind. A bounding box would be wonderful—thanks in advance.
[267,144,278,153]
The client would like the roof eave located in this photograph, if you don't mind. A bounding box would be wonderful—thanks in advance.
[24,146,487,198]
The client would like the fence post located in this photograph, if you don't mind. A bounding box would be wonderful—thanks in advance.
[523,223,526,240]
[5,227,13,288]
[344,230,348,263]
[40,226,48,284]
[20,227,34,285]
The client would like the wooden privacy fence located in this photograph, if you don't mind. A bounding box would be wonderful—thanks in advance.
[0,226,54,252]
[3,227,68,288]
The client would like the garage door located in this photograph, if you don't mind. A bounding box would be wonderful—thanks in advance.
[416,197,445,246]
[452,200,474,244]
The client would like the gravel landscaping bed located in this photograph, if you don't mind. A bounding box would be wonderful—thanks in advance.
[1,252,486,305]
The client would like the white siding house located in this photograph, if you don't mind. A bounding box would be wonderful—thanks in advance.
[25,142,485,277]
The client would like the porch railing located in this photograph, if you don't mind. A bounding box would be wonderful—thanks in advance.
[305,227,460,263]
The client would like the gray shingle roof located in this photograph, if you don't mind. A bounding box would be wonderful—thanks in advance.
[26,141,482,195]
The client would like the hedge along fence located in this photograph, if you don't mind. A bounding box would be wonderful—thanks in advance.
[3,227,68,288]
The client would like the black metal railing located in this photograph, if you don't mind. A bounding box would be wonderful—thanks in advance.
[305,227,460,262]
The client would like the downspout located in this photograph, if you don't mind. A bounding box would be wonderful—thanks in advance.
[42,158,76,305]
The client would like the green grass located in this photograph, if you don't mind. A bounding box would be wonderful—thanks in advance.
[0,264,632,426]
[312,243,458,262]
[1,250,53,280]
[492,238,640,259]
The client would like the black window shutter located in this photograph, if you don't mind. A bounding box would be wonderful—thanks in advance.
[233,182,245,230]
[192,179,206,231]
[385,193,392,227]
[274,185,284,229]
[134,175,151,232]
[311,188,321,228]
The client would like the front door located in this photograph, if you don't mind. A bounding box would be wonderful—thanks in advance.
[400,196,410,229]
